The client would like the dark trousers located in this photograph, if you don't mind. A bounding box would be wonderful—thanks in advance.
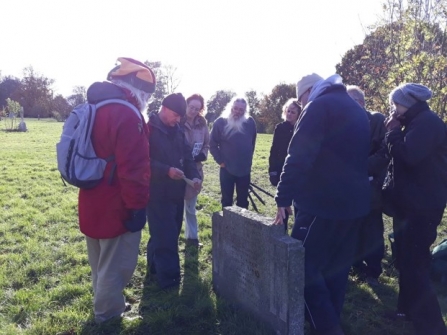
[146,200,183,289]
[219,167,250,209]
[291,211,360,333]
[393,208,447,335]
[353,209,384,279]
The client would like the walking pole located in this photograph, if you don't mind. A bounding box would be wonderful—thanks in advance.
[249,184,266,205]
[247,191,259,212]
[249,182,275,198]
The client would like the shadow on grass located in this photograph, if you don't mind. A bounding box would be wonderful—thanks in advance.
[78,314,126,335]
[128,244,216,335]
[343,261,415,335]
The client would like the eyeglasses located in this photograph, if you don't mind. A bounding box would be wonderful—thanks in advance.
[187,105,201,112]
[232,107,245,113]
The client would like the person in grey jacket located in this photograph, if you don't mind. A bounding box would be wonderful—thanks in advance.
[210,97,257,209]
[181,94,210,247]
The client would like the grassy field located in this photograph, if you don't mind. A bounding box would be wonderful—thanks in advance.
[1,118,447,335]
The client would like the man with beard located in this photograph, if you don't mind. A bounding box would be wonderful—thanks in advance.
[78,57,155,323]
[210,97,257,209]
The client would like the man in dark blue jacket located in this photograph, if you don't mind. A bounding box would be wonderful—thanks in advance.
[146,93,201,290]
[274,74,370,335]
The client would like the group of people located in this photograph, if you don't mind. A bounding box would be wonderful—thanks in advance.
[77,57,259,324]
[271,73,447,335]
[75,57,447,335]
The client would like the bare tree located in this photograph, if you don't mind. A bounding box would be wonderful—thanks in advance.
[163,64,181,94]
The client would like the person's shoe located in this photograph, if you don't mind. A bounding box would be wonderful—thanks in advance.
[186,238,203,248]
[366,276,380,287]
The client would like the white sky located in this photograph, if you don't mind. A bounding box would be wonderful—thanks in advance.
[1,0,384,101]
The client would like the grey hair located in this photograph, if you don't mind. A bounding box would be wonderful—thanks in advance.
[111,79,152,115]
[221,96,250,118]
[346,85,365,106]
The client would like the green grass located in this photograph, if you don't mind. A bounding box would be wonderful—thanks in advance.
[0,119,446,334]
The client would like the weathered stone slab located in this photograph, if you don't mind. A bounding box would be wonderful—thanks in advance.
[212,206,304,335]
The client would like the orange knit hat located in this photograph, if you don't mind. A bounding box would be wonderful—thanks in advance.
[107,57,156,93]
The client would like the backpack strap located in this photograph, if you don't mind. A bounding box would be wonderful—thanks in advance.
[94,99,144,185]
[95,99,143,121]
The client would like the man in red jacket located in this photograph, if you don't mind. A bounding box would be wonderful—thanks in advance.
[78,57,155,323]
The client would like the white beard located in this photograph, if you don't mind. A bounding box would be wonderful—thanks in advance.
[224,114,247,136]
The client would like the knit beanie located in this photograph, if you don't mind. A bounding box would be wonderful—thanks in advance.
[107,57,156,94]
[162,93,187,116]
[389,83,432,108]
[296,73,324,100]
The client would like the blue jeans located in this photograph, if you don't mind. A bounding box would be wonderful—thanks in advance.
[184,195,198,239]
[219,168,250,209]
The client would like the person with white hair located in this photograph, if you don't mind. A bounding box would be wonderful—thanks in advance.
[210,96,257,209]
[274,73,371,335]
[346,85,389,287]
[383,83,447,335]
[78,57,156,323]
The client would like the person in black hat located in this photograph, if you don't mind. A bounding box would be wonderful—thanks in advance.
[146,93,201,289]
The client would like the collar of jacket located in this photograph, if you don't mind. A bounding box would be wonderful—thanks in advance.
[400,101,430,126]
[319,84,346,97]
[182,114,207,129]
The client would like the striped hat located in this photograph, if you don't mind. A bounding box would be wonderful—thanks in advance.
[107,57,156,93]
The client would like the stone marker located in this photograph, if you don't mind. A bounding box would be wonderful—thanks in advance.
[212,206,305,335]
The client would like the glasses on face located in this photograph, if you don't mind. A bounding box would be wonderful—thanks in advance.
[187,105,201,112]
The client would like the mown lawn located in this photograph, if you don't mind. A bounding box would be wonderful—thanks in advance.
[0,118,446,335]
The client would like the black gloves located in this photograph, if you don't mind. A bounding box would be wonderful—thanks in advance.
[269,172,279,186]
[124,208,146,232]
[194,152,207,162]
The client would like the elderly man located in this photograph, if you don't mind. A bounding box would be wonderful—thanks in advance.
[347,85,389,287]
[146,93,201,290]
[78,57,155,323]
[274,74,371,335]
[210,97,257,209]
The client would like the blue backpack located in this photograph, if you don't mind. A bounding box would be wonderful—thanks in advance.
[56,99,141,188]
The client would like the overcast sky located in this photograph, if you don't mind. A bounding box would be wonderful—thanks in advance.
[1,0,385,100]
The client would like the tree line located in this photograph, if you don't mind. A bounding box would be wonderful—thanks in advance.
[0,61,296,133]
[2,0,447,131]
